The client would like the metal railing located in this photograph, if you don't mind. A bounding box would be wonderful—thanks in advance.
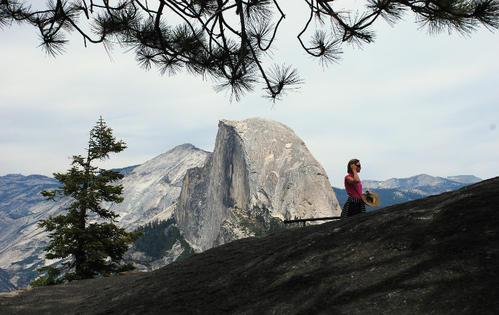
[283,216,341,227]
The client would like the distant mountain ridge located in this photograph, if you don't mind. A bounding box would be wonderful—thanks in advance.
[363,174,481,191]
[446,175,483,184]
[0,174,60,221]
[334,174,482,210]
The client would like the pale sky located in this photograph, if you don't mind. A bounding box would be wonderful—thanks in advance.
[1,2,498,187]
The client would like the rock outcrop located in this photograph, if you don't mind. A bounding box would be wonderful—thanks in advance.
[109,143,210,230]
[175,118,341,252]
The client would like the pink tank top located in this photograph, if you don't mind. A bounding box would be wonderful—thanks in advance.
[344,174,363,199]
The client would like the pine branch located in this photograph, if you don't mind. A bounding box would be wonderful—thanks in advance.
[2,0,498,100]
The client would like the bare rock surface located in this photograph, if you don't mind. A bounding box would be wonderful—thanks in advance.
[109,143,210,230]
[175,118,341,252]
[1,177,498,314]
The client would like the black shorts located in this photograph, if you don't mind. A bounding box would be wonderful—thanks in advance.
[341,197,366,217]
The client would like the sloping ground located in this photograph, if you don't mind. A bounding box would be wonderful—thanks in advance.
[1,177,498,315]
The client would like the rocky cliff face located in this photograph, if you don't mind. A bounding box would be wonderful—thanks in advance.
[109,143,210,230]
[175,118,341,252]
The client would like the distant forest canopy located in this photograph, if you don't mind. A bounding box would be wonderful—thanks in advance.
[1,0,498,100]
[134,218,194,260]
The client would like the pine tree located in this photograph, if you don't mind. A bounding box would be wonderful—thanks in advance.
[1,1,498,100]
[37,117,138,282]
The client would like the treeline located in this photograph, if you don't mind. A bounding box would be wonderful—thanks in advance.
[134,218,193,260]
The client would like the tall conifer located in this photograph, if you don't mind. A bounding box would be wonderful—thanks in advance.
[37,117,138,282]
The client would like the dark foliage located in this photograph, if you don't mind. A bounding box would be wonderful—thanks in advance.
[134,218,193,260]
[34,117,139,284]
[1,0,497,100]
[29,266,63,287]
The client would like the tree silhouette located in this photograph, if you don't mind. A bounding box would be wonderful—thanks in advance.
[1,0,498,100]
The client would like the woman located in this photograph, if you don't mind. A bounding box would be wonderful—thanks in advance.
[341,159,366,217]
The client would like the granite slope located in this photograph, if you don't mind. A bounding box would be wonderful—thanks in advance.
[3,177,497,314]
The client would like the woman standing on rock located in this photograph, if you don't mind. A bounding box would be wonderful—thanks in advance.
[341,159,366,217]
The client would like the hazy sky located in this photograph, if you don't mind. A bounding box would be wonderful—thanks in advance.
[1,2,498,187]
